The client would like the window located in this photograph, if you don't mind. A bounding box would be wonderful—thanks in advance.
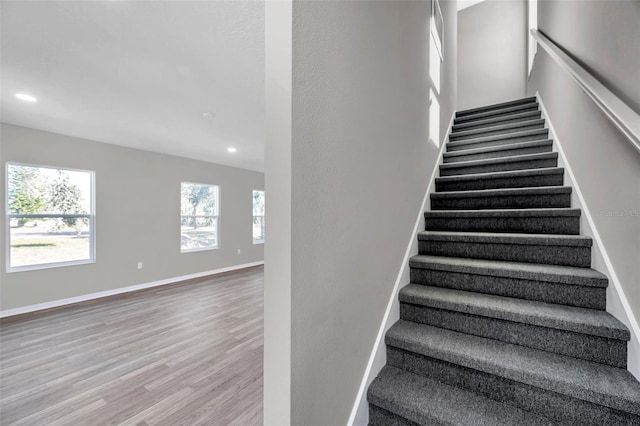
[6,163,95,272]
[252,190,265,244]
[431,0,444,62]
[528,0,538,76]
[181,182,219,252]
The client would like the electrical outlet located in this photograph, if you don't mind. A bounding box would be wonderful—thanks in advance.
[237,249,241,255]
[137,262,143,269]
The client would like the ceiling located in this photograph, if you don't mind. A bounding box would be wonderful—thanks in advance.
[1,1,265,172]
[457,0,487,12]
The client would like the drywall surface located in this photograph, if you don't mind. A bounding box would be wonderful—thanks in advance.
[349,0,458,423]
[287,1,454,424]
[529,0,640,376]
[537,0,640,113]
[0,124,264,311]
[457,0,527,110]
[263,1,292,425]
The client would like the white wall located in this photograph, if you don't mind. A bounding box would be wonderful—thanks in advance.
[264,1,456,424]
[0,124,264,311]
[457,0,527,110]
[528,0,640,377]
[264,1,292,425]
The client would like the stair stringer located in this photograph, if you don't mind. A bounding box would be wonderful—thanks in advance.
[537,92,640,380]
[347,112,456,426]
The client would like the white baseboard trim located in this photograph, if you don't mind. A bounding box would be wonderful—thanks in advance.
[0,261,265,318]
[536,92,640,380]
[347,112,455,426]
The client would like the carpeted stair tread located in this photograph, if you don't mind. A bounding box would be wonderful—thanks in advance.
[454,103,539,124]
[452,110,542,132]
[435,167,565,192]
[424,208,581,234]
[449,119,546,141]
[456,96,538,117]
[432,185,570,200]
[408,255,608,287]
[417,230,592,247]
[443,139,553,161]
[425,208,580,219]
[436,167,563,185]
[386,321,640,416]
[447,128,549,151]
[439,151,557,172]
[399,284,629,340]
[368,365,554,426]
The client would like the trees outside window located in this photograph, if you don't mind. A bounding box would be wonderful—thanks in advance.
[180,183,219,252]
[7,163,94,271]
[252,190,265,244]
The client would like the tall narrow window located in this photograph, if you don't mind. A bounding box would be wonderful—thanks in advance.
[252,190,265,244]
[7,163,95,272]
[528,0,538,76]
[180,182,219,252]
[431,0,444,62]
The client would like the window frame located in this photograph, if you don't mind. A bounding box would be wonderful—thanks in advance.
[431,0,444,63]
[5,162,96,273]
[180,181,220,253]
[252,189,265,245]
[527,0,538,78]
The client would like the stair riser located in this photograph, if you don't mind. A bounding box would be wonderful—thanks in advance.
[454,104,539,124]
[435,173,563,192]
[439,156,557,176]
[443,144,553,163]
[452,111,542,132]
[424,216,580,235]
[386,347,639,426]
[449,123,546,142]
[447,132,549,152]
[430,192,571,210]
[400,303,627,368]
[409,268,606,309]
[457,98,537,118]
[418,240,591,267]
[369,405,423,426]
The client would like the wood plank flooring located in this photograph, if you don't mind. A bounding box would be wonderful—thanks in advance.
[0,266,264,426]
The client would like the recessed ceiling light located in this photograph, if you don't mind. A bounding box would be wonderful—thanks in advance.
[227,147,237,153]
[15,93,38,103]
[202,112,216,119]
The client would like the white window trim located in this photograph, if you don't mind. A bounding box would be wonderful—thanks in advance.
[5,162,96,273]
[180,182,220,253]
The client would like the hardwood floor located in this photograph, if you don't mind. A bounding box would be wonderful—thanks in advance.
[0,266,264,426]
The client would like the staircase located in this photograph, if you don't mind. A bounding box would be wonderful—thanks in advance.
[367,96,640,425]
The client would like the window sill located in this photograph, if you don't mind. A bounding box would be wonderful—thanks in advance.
[253,240,264,245]
[7,258,95,274]
[181,246,219,254]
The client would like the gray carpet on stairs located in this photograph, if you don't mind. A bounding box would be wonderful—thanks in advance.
[367,96,640,426]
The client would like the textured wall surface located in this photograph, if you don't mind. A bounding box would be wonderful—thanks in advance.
[0,124,264,310]
[529,0,640,377]
[457,0,527,110]
[287,1,456,424]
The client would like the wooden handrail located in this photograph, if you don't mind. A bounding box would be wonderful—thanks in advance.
[531,29,640,154]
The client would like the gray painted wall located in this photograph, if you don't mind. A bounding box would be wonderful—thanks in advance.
[0,124,264,311]
[528,0,640,374]
[457,0,527,110]
[264,1,292,424]
[536,0,640,113]
[265,1,456,424]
